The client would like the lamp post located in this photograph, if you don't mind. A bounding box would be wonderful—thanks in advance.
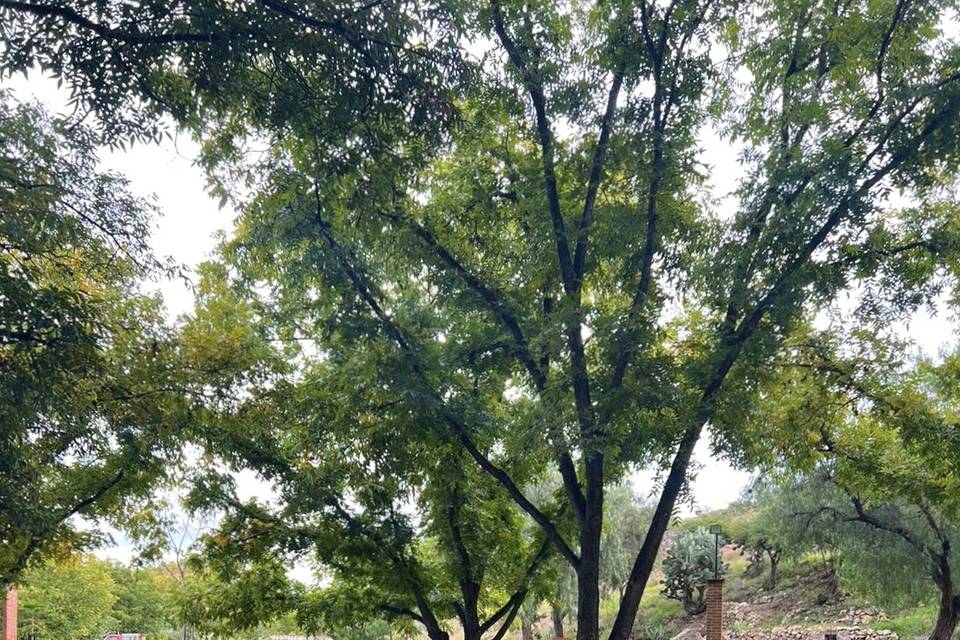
[708,524,723,579]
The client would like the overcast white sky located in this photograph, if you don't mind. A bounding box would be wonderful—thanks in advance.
[7,69,957,570]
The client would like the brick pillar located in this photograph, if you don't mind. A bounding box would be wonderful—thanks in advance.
[705,578,723,640]
[3,586,17,640]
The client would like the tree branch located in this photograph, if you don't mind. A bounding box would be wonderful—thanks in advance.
[847,494,933,560]
[2,465,129,585]
[311,188,580,568]
[558,451,587,525]
[443,416,580,567]
[383,209,546,389]
[489,0,576,295]
[377,605,425,623]
[489,0,597,515]
[572,60,626,288]
[610,0,715,390]
[377,209,588,518]
[446,485,476,587]
[480,537,551,634]
[0,1,249,44]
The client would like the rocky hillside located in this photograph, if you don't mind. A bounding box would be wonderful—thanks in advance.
[657,548,929,640]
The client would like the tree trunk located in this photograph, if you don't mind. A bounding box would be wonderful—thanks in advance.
[607,422,704,640]
[414,589,450,640]
[929,589,960,640]
[459,582,482,640]
[576,452,604,640]
[766,549,781,592]
[552,603,566,639]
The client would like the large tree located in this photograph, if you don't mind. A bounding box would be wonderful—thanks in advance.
[6,3,960,640]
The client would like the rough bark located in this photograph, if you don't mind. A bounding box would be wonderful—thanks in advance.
[929,588,959,640]
[930,555,960,640]
[577,452,604,640]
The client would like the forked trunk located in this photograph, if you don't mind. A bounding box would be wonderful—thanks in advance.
[766,548,781,592]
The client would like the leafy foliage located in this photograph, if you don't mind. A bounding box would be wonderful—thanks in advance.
[19,555,117,640]
[6,3,960,640]
[601,485,654,600]
[107,563,175,636]
[743,334,960,640]
[0,94,189,585]
[0,0,466,149]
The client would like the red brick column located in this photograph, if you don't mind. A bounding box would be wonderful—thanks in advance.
[705,578,724,640]
[3,586,17,640]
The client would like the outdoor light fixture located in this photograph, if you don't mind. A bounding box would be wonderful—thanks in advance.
[708,524,723,579]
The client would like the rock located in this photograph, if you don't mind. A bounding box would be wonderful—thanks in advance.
[668,628,703,640]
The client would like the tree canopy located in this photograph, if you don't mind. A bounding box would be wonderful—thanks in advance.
[3,2,960,640]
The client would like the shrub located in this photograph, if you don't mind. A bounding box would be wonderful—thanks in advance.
[661,528,725,615]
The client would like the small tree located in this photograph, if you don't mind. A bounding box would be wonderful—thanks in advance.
[661,529,724,616]
[749,334,960,640]
[107,564,174,636]
[19,555,117,640]
[737,483,806,591]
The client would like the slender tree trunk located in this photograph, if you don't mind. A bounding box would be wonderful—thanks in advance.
[745,546,764,577]
[607,422,704,640]
[414,590,449,640]
[552,603,566,639]
[766,548,781,591]
[577,452,604,640]
[930,585,960,640]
